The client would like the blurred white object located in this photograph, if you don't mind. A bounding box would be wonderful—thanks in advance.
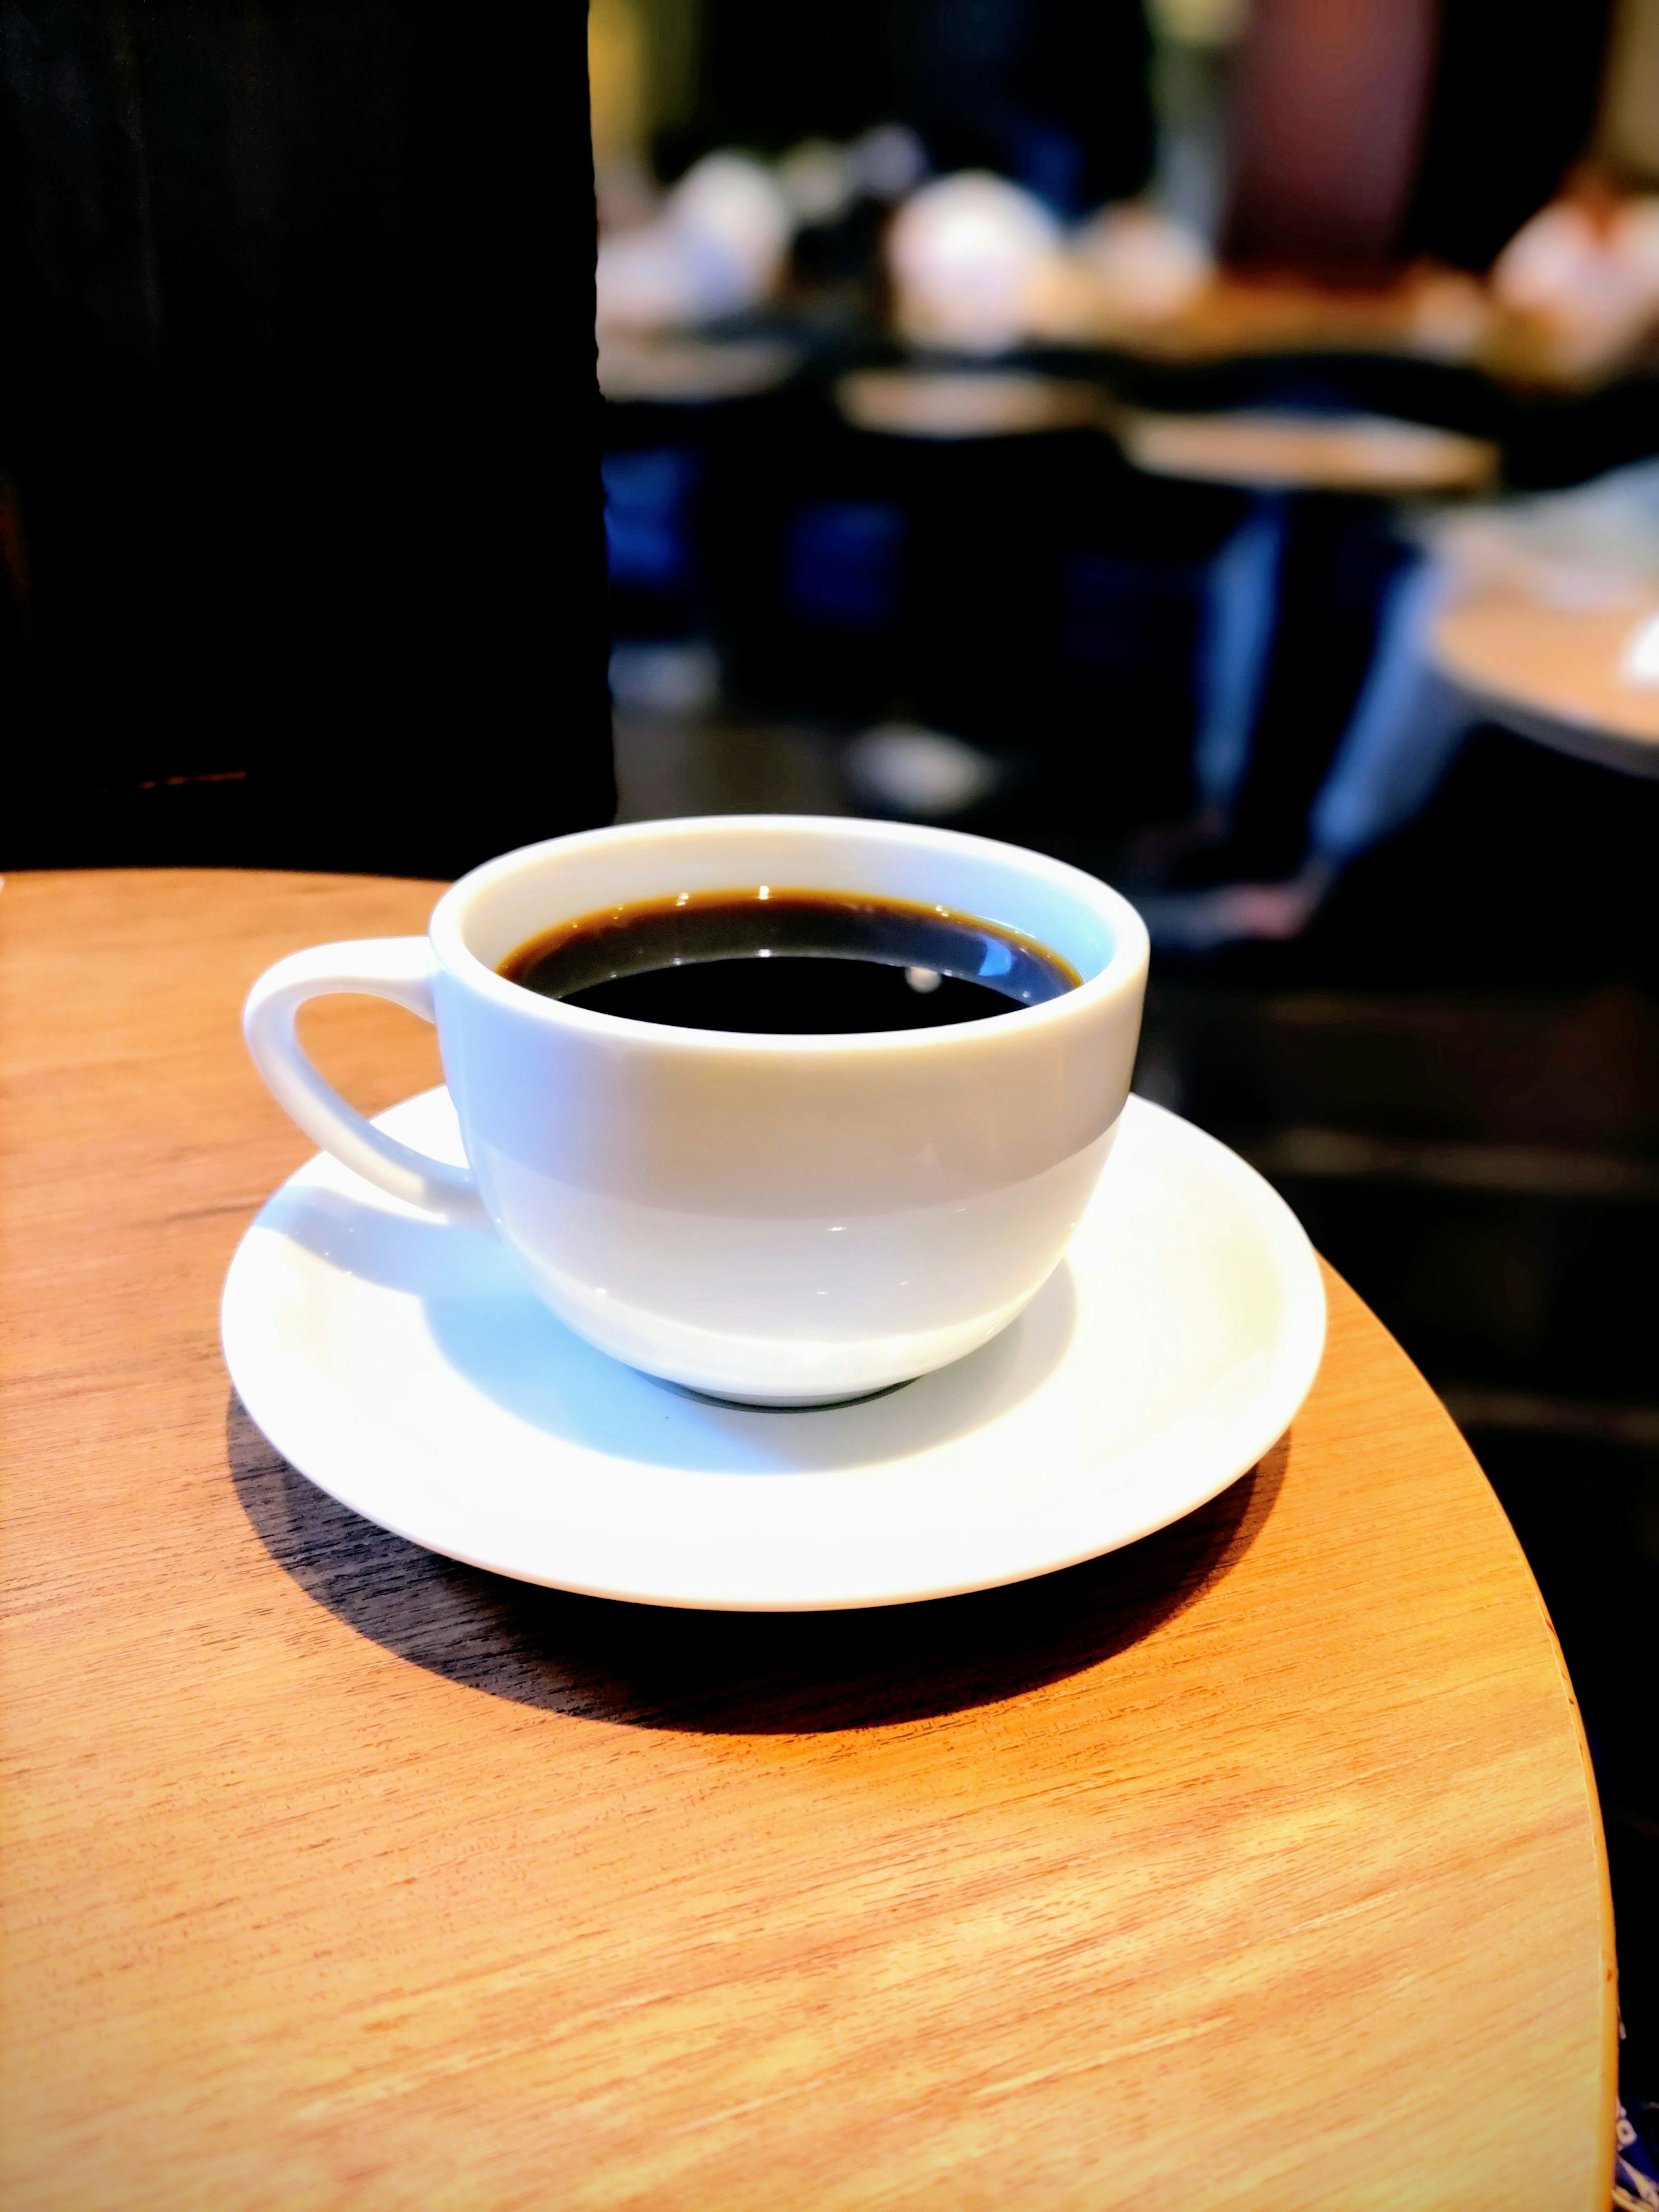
[1427,462,1659,770]
[846,124,928,203]
[888,172,1066,353]
[776,139,855,227]
[667,153,793,290]
[594,159,660,239]
[845,725,1004,818]
[1147,0,1250,43]
[608,641,721,716]
[1491,195,1659,377]
[1405,267,1492,361]
[597,153,792,331]
[1072,203,1213,323]
[1433,458,1659,608]
[774,125,928,230]
[1623,611,1659,689]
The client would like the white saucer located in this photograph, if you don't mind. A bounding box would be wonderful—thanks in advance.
[222,1090,1325,1611]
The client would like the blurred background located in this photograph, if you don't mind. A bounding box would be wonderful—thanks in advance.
[3,0,1656,2165]
[585,0,1659,2145]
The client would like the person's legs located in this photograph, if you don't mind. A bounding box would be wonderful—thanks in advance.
[1128,489,1288,881]
[1139,547,1472,950]
[1304,553,1472,868]
[1191,492,1289,826]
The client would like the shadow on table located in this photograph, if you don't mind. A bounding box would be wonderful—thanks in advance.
[226,1394,1285,1733]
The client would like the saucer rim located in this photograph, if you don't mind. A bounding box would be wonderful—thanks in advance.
[222,1091,1326,1611]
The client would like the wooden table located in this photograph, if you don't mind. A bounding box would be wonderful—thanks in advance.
[1,869,1615,2210]
[836,369,1105,441]
[1433,585,1659,779]
[1113,408,1498,498]
[598,333,801,405]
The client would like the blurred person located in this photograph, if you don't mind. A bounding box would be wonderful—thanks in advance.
[1405,0,1618,276]
[1015,0,1639,369]
[1220,0,1443,279]
[1221,0,1613,280]
[869,0,1622,854]
[1122,0,1638,927]
[1,0,613,873]
[1141,457,1659,949]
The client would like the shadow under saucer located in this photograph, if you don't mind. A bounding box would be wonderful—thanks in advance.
[227,1392,1287,1736]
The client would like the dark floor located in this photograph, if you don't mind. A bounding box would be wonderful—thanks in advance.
[614,700,1659,2107]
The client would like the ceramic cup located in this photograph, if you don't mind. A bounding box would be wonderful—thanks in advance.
[243,815,1149,1404]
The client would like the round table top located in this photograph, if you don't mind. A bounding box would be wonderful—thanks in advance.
[0,868,1614,2210]
[1076,271,1487,366]
[1433,585,1659,776]
[597,332,801,405]
[836,368,1106,440]
[1115,407,1500,496]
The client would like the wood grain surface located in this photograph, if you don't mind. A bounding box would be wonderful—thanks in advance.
[0,870,1615,2210]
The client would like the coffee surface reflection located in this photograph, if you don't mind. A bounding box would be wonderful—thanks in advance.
[499,888,1080,1034]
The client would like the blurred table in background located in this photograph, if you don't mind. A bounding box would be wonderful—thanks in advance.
[1076,272,1488,367]
[1071,270,1654,394]
[836,367,1104,440]
[832,376,1503,493]
[1433,590,1659,777]
[0,868,1616,2209]
[599,332,802,405]
[1115,406,1498,496]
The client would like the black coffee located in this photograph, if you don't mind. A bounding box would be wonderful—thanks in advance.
[499,888,1079,1033]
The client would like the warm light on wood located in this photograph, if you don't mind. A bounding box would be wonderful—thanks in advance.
[837,369,1106,441]
[1435,586,1659,775]
[1118,407,1499,494]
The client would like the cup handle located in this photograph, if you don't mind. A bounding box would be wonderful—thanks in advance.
[243,938,491,1230]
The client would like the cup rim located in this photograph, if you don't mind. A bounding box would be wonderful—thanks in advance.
[429,814,1148,1055]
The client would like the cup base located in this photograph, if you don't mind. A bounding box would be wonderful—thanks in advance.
[656,1376,920,1414]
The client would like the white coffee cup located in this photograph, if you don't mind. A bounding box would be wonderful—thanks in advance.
[243,815,1148,1403]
